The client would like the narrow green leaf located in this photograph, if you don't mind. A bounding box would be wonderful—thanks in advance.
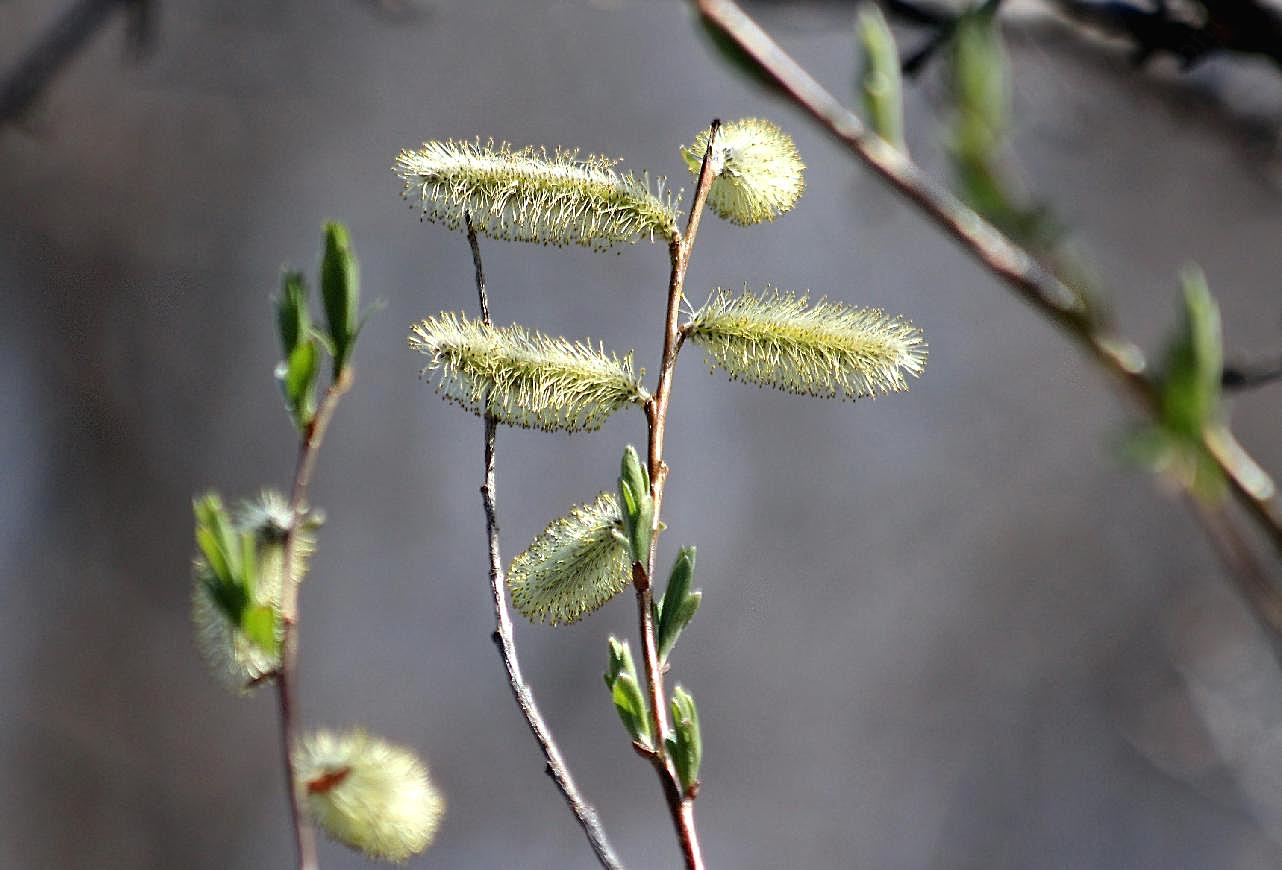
[657,547,699,664]
[279,339,319,430]
[321,221,359,377]
[857,4,906,151]
[668,685,701,793]
[277,270,310,359]
[604,636,639,690]
[240,604,279,655]
[611,672,652,747]
[618,445,654,565]
[1161,267,1222,441]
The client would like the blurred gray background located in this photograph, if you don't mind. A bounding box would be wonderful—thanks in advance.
[4,0,1282,867]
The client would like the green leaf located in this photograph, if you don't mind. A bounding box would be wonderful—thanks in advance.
[1160,267,1222,441]
[321,221,359,378]
[657,547,701,665]
[240,604,279,655]
[610,672,652,748]
[667,685,702,793]
[604,636,639,690]
[618,445,654,565]
[278,339,319,430]
[277,270,310,359]
[856,4,906,151]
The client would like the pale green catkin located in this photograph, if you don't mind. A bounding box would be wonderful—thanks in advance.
[395,139,681,249]
[681,118,805,226]
[295,729,444,863]
[508,492,631,625]
[684,287,928,399]
[408,313,648,432]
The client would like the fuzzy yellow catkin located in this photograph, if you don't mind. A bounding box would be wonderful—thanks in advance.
[394,139,681,249]
[508,492,631,625]
[295,729,444,863]
[190,491,311,693]
[408,312,649,433]
[684,286,928,399]
[681,118,805,225]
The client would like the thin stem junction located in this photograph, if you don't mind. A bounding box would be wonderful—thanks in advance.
[634,119,722,870]
[467,215,625,870]
[277,368,353,870]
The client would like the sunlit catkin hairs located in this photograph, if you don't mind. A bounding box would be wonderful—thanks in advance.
[684,287,928,399]
[507,492,631,625]
[681,118,805,225]
[408,312,649,432]
[394,139,682,249]
[295,728,444,863]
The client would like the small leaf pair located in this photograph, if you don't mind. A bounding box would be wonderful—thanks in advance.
[1126,268,1227,502]
[275,223,373,430]
[604,637,652,750]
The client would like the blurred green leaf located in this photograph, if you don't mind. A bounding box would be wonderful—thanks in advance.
[321,221,360,377]
[856,4,905,151]
[277,270,310,359]
[1161,267,1222,441]
[278,339,319,430]
[240,604,279,655]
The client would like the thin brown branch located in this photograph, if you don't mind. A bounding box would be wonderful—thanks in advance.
[465,215,625,870]
[693,0,1282,586]
[276,369,353,870]
[635,121,721,870]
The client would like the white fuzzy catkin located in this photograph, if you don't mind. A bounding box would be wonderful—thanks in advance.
[685,287,927,399]
[295,729,444,863]
[682,118,805,225]
[508,492,632,625]
[408,312,648,432]
[395,139,681,249]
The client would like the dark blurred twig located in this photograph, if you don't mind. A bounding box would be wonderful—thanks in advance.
[466,215,625,870]
[0,0,152,125]
[1223,354,1282,391]
[882,0,1282,74]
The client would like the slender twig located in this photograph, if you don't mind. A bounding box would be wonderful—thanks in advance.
[632,121,721,870]
[693,0,1282,586]
[0,0,132,125]
[275,369,353,870]
[464,214,625,870]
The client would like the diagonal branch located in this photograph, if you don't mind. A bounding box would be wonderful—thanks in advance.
[466,214,625,870]
[694,0,1282,580]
